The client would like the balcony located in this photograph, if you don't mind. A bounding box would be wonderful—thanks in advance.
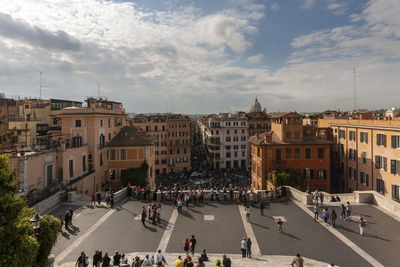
[273,160,286,166]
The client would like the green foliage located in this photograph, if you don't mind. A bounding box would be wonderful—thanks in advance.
[121,161,149,187]
[36,215,62,266]
[273,169,304,187]
[0,154,39,266]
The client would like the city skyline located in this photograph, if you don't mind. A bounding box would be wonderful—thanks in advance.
[1,0,400,113]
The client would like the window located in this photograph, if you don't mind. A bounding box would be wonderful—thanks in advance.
[276,149,281,161]
[285,148,291,159]
[267,149,272,160]
[305,148,311,159]
[75,120,82,127]
[360,172,369,186]
[390,160,400,175]
[360,132,368,143]
[37,177,42,186]
[349,149,356,160]
[392,184,400,200]
[110,150,116,160]
[391,135,400,149]
[100,119,103,127]
[376,178,385,194]
[349,131,355,141]
[233,145,238,149]
[317,169,327,179]
[339,130,345,139]
[120,149,126,160]
[226,136,231,142]
[295,148,300,159]
[241,145,246,149]
[285,132,291,139]
[69,159,74,178]
[349,167,356,179]
[100,153,103,166]
[361,152,367,164]
[226,145,231,150]
[377,134,387,147]
[226,152,231,158]
[318,148,324,159]
[375,156,387,171]
[82,155,86,172]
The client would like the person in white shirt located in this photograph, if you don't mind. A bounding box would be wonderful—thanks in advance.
[142,254,154,266]
[156,250,167,265]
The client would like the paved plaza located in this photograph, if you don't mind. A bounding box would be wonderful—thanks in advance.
[48,198,399,267]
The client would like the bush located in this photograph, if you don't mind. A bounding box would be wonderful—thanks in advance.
[36,215,62,266]
[121,161,149,187]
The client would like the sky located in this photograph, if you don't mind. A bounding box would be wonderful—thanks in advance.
[0,0,400,114]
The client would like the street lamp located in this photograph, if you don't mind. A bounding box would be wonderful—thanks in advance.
[30,213,43,235]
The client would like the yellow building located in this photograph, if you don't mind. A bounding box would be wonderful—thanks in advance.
[319,119,400,201]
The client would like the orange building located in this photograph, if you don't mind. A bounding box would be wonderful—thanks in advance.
[132,114,192,174]
[107,127,155,188]
[250,112,333,192]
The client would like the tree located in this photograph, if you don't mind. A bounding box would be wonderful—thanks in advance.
[0,119,61,266]
[273,169,304,187]
[120,161,149,187]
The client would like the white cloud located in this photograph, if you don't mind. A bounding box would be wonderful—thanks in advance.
[271,4,280,11]
[327,1,347,15]
[302,0,316,9]
[247,54,264,64]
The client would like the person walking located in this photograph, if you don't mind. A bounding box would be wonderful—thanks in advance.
[277,218,283,232]
[156,250,167,265]
[260,200,264,215]
[68,208,74,226]
[359,217,367,236]
[91,192,96,206]
[313,204,319,221]
[291,253,304,267]
[245,206,251,222]
[184,238,190,255]
[340,204,346,219]
[319,192,324,205]
[345,202,351,220]
[93,250,101,267]
[240,237,247,258]
[190,235,197,256]
[313,190,319,204]
[75,251,89,267]
[322,208,329,223]
[246,237,252,259]
[101,252,111,267]
[141,206,147,226]
[175,255,184,267]
[96,192,101,205]
[112,251,121,266]
[330,209,337,227]
[222,255,231,267]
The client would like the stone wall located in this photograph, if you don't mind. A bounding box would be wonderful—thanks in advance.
[31,191,65,214]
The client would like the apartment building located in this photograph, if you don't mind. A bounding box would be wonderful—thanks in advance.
[319,119,400,200]
[7,98,82,149]
[132,114,192,174]
[250,112,333,192]
[199,113,248,170]
[0,95,16,138]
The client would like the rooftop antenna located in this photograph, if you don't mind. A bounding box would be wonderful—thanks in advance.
[97,83,100,98]
[39,71,43,99]
[353,67,357,111]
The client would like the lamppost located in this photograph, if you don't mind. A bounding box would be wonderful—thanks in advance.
[306,168,310,194]
[30,213,42,267]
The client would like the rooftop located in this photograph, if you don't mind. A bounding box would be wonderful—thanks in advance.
[107,126,154,147]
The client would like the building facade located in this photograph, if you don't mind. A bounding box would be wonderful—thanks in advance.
[199,113,248,170]
[250,112,332,192]
[132,114,192,174]
[319,119,400,200]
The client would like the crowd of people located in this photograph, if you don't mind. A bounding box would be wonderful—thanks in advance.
[75,249,232,267]
[312,190,367,236]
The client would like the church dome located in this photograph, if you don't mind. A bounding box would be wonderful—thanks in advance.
[249,97,262,113]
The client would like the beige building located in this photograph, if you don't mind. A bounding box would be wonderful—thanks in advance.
[319,119,400,201]
[132,114,192,174]
[199,113,248,170]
